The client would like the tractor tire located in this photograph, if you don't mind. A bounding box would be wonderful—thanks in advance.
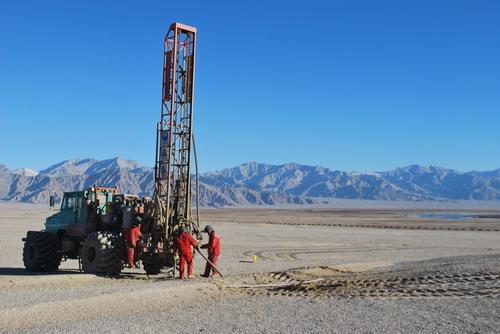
[23,231,62,272]
[165,252,176,267]
[81,231,125,276]
[143,253,163,275]
[144,261,162,275]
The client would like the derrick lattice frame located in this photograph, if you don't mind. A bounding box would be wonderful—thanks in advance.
[154,23,197,244]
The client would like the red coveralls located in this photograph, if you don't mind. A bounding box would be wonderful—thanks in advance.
[123,225,141,268]
[174,232,198,278]
[201,231,221,277]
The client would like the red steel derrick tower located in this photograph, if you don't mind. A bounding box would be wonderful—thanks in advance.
[143,22,200,274]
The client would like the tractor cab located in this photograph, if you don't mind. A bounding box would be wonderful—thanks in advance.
[45,187,116,236]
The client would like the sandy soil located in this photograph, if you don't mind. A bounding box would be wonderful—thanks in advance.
[0,201,499,333]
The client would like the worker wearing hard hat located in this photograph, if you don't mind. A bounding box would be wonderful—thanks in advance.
[200,225,221,277]
[174,226,199,279]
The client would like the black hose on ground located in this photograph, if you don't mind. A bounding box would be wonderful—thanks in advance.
[192,133,200,229]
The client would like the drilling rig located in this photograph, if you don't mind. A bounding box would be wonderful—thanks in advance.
[21,22,201,277]
[140,22,201,275]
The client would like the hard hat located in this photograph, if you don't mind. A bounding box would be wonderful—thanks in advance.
[203,225,213,234]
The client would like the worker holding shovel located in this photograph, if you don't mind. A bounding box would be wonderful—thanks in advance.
[200,225,221,277]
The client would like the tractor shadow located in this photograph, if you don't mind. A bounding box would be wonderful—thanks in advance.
[0,267,85,276]
[0,267,178,280]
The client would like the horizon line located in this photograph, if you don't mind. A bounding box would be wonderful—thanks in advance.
[2,157,499,175]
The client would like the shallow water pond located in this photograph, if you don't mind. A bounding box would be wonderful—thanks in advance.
[416,213,476,221]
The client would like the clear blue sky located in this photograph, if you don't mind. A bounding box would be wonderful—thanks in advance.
[1,0,499,173]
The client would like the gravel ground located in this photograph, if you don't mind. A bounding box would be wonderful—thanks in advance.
[17,292,500,334]
[1,202,499,333]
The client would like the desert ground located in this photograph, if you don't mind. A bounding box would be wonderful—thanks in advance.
[1,201,499,333]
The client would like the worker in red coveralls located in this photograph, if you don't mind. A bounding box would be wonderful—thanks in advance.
[200,225,221,277]
[124,216,142,269]
[174,226,199,279]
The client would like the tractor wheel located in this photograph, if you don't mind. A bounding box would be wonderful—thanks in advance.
[143,253,163,275]
[144,261,162,275]
[23,231,62,272]
[81,231,125,276]
[165,252,176,267]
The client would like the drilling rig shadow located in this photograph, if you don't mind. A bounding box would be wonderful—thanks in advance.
[118,270,177,281]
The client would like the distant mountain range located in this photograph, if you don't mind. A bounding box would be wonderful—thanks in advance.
[1,158,499,206]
